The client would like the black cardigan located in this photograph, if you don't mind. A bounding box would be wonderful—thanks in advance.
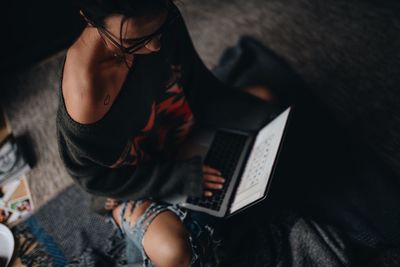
[56,9,275,201]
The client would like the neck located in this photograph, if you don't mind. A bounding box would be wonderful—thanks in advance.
[78,27,134,68]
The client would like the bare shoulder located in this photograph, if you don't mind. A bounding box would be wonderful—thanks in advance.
[62,44,108,125]
[61,33,127,125]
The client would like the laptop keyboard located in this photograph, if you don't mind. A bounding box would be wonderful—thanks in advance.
[187,131,248,211]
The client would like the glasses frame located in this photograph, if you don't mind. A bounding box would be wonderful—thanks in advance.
[94,6,179,55]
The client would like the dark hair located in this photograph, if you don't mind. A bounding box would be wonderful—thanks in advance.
[78,0,170,28]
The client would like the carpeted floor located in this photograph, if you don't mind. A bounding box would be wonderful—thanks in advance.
[1,0,399,213]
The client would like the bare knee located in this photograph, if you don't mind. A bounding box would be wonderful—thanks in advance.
[241,84,279,103]
[143,211,192,267]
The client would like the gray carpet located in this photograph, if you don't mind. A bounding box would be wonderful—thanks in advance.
[2,52,72,209]
[1,0,399,212]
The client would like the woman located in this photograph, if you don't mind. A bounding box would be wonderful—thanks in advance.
[57,0,277,266]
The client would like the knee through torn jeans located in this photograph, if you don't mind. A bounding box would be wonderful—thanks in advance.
[107,200,221,267]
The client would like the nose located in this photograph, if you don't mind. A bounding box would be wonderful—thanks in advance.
[144,35,161,52]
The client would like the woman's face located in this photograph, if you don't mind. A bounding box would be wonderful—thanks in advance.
[102,12,168,55]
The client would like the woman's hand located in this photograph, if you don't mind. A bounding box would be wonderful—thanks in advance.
[202,165,225,197]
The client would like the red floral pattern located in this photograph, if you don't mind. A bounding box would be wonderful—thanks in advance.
[111,65,194,168]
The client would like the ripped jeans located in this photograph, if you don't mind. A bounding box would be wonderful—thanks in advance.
[108,200,220,267]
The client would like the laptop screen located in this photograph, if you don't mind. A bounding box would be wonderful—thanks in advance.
[229,107,291,213]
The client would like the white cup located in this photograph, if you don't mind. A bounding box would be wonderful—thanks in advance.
[0,223,14,267]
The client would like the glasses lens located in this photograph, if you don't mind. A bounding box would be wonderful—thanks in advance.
[98,7,179,54]
[125,9,179,53]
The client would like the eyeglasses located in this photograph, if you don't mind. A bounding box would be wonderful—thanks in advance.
[94,6,179,54]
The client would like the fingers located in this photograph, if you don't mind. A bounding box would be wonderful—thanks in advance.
[203,165,225,198]
[203,174,225,183]
[204,182,224,190]
[202,165,222,176]
[203,165,224,184]
[203,181,224,197]
[204,191,213,197]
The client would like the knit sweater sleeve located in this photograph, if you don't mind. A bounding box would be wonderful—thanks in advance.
[56,36,204,200]
[56,6,275,201]
[56,105,204,200]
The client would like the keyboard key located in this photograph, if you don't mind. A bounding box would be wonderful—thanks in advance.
[188,131,247,211]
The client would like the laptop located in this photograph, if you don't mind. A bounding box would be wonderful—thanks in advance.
[170,106,293,217]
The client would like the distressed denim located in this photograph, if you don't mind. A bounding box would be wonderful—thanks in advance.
[108,200,219,267]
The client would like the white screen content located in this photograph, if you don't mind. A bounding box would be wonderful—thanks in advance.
[230,107,291,213]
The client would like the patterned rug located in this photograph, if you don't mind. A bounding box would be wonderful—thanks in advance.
[11,185,127,267]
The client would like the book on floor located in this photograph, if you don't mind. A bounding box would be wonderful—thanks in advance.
[0,175,34,226]
[0,135,31,186]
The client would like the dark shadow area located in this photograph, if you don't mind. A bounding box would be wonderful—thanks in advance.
[0,0,84,76]
[17,132,37,169]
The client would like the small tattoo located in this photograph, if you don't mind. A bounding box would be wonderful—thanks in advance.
[104,94,111,105]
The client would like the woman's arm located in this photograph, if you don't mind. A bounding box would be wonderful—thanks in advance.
[57,125,204,200]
